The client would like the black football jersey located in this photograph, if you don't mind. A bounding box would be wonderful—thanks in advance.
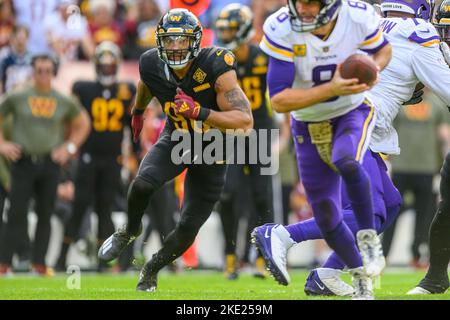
[139,47,237,134]
[235,44,273,129]
[72,81,136,156]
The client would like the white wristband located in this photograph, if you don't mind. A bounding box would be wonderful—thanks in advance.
[66,142,77,155]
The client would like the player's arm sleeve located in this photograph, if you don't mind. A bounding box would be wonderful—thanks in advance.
[211,49,237,86]
[259,13,294,62]
[260,34,294,62]
[408,28,441,48]
[359,9,389,54]
[267,56,295,98]
[411,46,450,106]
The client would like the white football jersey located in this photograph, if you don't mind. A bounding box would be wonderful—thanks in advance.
[368,17,450,154]
[260,1,387,122]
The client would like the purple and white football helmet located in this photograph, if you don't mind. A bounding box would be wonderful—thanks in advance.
[380,0,435,21]
[288,0,342,32]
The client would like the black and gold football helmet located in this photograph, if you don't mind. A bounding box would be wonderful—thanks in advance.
[435,0,450,45]
[94,41,121,86]
[156,8,203,69]
[215,3,254,51]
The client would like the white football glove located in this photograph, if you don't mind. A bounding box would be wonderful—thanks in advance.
[440,42,450,67]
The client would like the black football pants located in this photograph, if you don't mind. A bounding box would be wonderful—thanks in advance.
[64,154,120,244]
[382,173,435,259]
[0,155,60,266]
[126,129,226,274]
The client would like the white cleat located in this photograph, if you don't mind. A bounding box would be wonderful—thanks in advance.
[304,268,354,296]
[407,287,432,295]
[356,229,386,277]
[251,223,295,286]
[349,267,374,300]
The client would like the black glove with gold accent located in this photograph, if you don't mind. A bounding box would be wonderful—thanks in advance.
[403,82,425,106]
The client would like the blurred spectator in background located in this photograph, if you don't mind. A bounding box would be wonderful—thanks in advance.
[13,0,59,55]
[0,25,32,94]
[0,110,12,251]
[55,42,135,272]
[251,0,285,43]
[0,0,15,50]
[88,0,125,48]
[44,0,95,62]
[123,0,162,60]
[169,0,215,46]
[382,90,450,269]
[0,54,90,276]
[0,24,33,271]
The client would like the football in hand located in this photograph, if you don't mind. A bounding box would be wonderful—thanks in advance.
[340,54,378,86]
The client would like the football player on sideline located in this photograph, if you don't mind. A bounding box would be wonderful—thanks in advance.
[98,8,253,292]
[55,41,136,272]
[409,0,450,295]
[252,0,392,299]
[214,3,275,280]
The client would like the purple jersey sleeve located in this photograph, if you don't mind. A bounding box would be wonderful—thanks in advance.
[267,56,295,98]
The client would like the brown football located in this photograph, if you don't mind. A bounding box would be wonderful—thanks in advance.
[340,54,378,86]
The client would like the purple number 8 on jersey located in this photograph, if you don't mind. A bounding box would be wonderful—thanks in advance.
[276,11,289,23]
[312,64,338,102]
[347,0,367,10]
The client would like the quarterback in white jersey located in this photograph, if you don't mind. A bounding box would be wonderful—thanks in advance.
[253,0,392,300]
[260,1,390,121]
[368,2,450,155]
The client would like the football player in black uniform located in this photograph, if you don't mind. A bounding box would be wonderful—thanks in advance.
[98,8,253,292]
[55,41,136,271]
[214,4,275,280]
[409,1,450,295]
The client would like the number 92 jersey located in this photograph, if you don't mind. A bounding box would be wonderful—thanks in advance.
[260,1,388,122]
[72,80,136,157]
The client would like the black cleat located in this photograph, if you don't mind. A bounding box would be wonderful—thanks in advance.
[253,257,268,279]
[225,254,238,280]
[54,256,66,272]
[136,264,158,292]
[98,226,141,262]
[408,276,449,295]
[226,271,239,280]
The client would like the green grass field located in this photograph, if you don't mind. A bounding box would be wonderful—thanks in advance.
[0,269,449,300]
